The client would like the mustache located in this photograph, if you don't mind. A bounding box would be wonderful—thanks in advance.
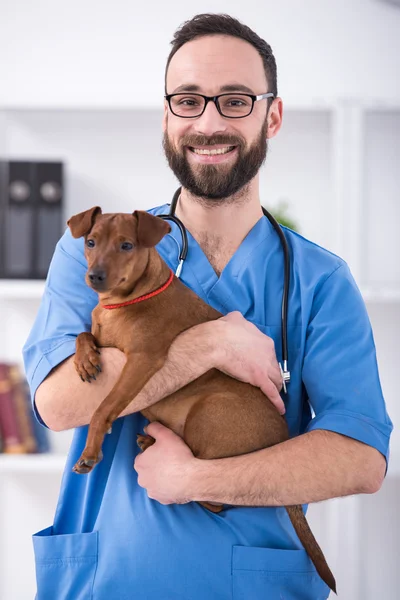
[179,133,245,149]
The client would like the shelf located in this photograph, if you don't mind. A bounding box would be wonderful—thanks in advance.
[0,452,397,477]
[0,279,45,299]
[0,453,66,473]
[361,288,400,302]
[0,280,399,303]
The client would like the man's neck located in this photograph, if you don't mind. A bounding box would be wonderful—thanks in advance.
[175,182,263,276]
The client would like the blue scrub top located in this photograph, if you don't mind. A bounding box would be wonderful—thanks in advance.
[23,204,393,600]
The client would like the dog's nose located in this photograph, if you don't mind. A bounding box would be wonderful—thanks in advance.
[88,270,107,285]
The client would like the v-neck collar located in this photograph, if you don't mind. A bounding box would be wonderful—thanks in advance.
[154,204,274,312]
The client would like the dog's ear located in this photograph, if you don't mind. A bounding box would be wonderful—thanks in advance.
[133,211,171,248]
[67,206,102,238]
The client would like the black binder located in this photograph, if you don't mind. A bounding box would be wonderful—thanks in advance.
[35,161,64,278]
[0,160,63,279]
[0,161,8,277]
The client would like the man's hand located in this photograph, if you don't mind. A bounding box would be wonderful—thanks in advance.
[134,422,198,505]
[214,311,285,415]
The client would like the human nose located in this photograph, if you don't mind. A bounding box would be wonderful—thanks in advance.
[193,98,228,136]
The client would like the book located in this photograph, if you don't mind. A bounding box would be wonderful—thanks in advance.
[0,363,26,453]
[8,365,38,453]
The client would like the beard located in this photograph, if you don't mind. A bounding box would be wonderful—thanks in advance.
[162,117,269,202]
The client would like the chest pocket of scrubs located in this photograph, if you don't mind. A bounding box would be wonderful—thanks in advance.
[33,527,98,600]
[232,546,331,600]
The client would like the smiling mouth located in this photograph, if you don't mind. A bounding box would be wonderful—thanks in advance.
[189,146,236,156]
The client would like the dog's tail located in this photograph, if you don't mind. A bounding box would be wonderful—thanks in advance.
[285,505,337,595]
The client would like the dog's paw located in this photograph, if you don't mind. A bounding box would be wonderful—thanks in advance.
[72,450,103,474]
[74,349,102,383]
[136,433,155,452]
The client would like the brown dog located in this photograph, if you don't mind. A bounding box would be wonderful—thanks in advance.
[67,206,336,594]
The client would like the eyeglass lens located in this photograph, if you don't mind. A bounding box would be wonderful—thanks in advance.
[170,94,253,118]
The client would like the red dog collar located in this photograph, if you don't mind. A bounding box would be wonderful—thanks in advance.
[101,269,174,310]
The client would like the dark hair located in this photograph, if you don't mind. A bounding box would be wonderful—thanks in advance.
[164,13,278,101]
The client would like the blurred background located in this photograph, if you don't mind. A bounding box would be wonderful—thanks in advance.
[0,0,399,598]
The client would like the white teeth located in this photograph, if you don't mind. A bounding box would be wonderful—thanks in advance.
[192,146,234,155]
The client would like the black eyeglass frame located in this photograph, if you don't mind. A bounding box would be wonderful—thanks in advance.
[164,92,275,119]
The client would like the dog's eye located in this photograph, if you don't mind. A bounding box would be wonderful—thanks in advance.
[121,242,133,251]
[86,239,95,248]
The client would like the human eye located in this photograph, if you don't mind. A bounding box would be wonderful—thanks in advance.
[176,95,200,106]
[223,95,251,107]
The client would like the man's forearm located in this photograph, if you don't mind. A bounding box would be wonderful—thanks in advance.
[189,430,385,506]
[119,324,216,418]
[36,323,217,431]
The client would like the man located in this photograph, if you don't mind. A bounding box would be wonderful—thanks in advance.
[23,13,392,600]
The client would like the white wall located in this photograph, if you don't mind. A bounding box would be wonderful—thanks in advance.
[1,0,400,108]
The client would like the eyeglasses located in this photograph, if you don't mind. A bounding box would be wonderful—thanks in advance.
[165,92,275,119]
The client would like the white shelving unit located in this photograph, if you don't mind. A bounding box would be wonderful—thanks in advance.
[0,453,66,474]
[1,278,400,303]
[0,101,399,600]
[0,280,46,299]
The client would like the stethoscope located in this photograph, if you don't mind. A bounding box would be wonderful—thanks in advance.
[159,187,291,393]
